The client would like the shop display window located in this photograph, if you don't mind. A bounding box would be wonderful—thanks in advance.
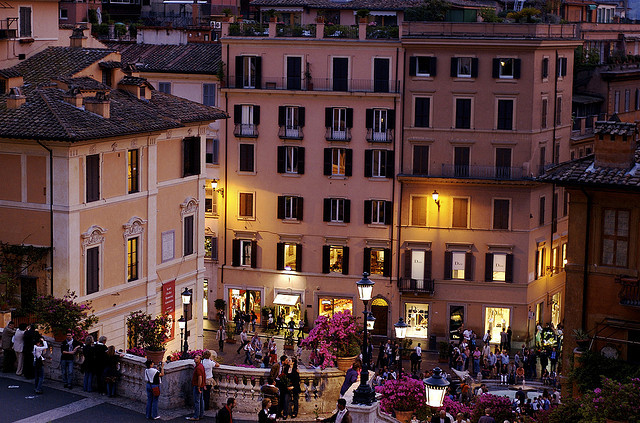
[484,307,510,344]
[405,302,429,338]
[318,297,353,318]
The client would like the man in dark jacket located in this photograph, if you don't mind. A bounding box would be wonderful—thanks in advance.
[318,398,352,423]
[430,410,452,423]
[215,397,235,423]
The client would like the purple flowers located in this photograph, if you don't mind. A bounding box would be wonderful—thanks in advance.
[300,310,361,369]
[127,311,173,351]
[32,290,99,339]
[375,376,426,413]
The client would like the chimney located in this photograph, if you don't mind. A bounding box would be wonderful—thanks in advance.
[70,27,87,48]
[594,120,637,169]
[6,86,26,109]
[63,87,83,108]
[84,91,110,118]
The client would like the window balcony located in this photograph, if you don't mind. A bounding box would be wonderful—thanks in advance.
[617,276,640,307]
[439,164,529,180]
[325,127,351,142]
[227,76,400,93]
[398,278,434,295]
[366,128,393,143]
[233,124,259,138]
[278,126,303,140]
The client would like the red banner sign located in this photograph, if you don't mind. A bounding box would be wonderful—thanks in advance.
[162,280,176,340]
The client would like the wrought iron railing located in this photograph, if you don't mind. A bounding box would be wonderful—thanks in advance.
[440,164,527,180]
[325,127,351,142]
[228,77,400,93]
[278,126,303,140]
[617,276,640,306]
[366,128,394,143]
[233,123,259,138]
[398,278,435,294]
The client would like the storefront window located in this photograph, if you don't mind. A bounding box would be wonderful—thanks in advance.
[318,297,353,318]
[228,288,262,324]
[329,247,343,273]
[284,244,297,271]
[405,302,429,338]
[492,254,506,281]
[551,292,561,327]
[370,249,385,275]
[449,305,464,340]
[484,307,510,344]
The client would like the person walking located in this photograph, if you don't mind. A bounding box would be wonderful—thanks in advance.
[22,324,39,379]
[2,320,16,373]
[251,311,258,333]
[478,408,496,423]
[93,335,108,393]
[33,336,48,394]
[297,319,305,339]
[216,325,226,352]
[215,397,236,423]
[506,326,513,351]
[243,340,255,366]
[236,328,249,354]
[144,359,164,420]
[81,335,95,392]
[202,350,219,411]
[60,331,81,388]
[549,347,558,372]
[12,323,26,376]
[187,354,205,421]
[415,343,422,372]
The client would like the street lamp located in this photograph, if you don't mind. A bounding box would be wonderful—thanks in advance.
[366,311,376,332]
[352,272,376,406]
[181,287,192,357]
[424,367,450,408]
[394,317,408,376]
[178,315,186,358]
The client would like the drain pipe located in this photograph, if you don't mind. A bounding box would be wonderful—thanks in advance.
[395,48,407,293]
[37,140,54,296]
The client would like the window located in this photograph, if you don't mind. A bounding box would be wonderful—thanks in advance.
[410,56,436,77]
[555,97,562,126]
[102,70,112,87]
[127,236,139,281]
[364,248,391,276]
[324,148,352,177]
[239,192,255,219]
[286,56,302,90]
[205,182,217,215]
[19,7,31,38]
[485,253,513,282]
[364,149,394,178]
[373,58,390,93]
[127,149,139,194]
[563,190,568,217]
[445,251,472,280]
[277,195,303,220]
[323,198,350,223]
[541,98,548,129]
[556,57,567,77]
[364,199,392,225]
[206,138,219,165]
[535,247,545,279]
[323,245,349,274]
[183,215,194,256]
[455,98,471,129]
[542,57,549,79]
[86,246,99,294]
[602,209,629,267]
[235,55,261,89]
[495,147,512,179]
[561,243,567,269]
[539,146,546,174]
[86,154,100,202]
[158,82,171,94]
[140,86,146,98]
[233,105,260,137]
[325,107,352,140]
[183,137,201,177]
[614,91,620,114]
[332,57,349,91]
[625,89,630,112]
[451,57,477,78]
[414,97,430,127]
[539,196,546,226]
[60,8,68,19]
[493,58,520,79]
[366,108,395,142]
[452,198,469,228]
[636,88,640,111]
[277,243,301,271]
[232,239,256,267]
[454,146,470,177]
[552,246,559,273]
[278,106,305,139]
[411,196,427,226]
[277,146,305,175]
[205,236,217,260]
[319,297,353,318]
[239,144,255,173]
[203,83,216,106]
[413,145,429,175]
[497,99,514,130]
[493,199,510,230]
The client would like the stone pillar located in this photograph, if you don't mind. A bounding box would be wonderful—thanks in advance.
[358,21,367,40]
[316,23,324,39]
[268,20,276,38]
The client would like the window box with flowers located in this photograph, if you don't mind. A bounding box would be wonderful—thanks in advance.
[126,310,172,363]
[33,291,99,341]
[300,310,360,370]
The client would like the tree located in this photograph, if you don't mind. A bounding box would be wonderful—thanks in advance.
[405,0,452,22]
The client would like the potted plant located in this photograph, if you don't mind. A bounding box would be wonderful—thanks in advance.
[305,62,313,90]
[300,310,361,370]
[375,376,426,423]
[127,310,172,363]
[573,328,591,350]
[33,291,99,341]
[572,377,640,423]
[356,9,370,23]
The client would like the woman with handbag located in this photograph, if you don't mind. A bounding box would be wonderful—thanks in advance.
[144,359,164,420]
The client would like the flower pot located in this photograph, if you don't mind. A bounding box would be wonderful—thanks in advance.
[336,355,358,372]
[145,349,166,364]
[394,409,413,423]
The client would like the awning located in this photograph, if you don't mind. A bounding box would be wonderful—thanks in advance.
[273,294,300,306]
[370,11,397,16]
[269,7,304,12]
[573,94,603,105]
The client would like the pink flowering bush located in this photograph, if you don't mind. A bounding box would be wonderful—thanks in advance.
[126,347,146,357]
[168,349,210,362]
[579,377,640,423]
[470,394,513,423]
[375,376,426,413]
[300,310,361,368]
[33,290,99,340]
[442,396,471,417]
[127,310,172,351]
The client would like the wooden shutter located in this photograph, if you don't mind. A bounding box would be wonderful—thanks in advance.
[471,58,479,78]
[345,149,352,176]
[184,215,194,256]
[299,107,305,127]
[342,246,349,275]
[385,150,395,178]
[277,146,285,173]
[86,246,99,294]
[542,58,549,79]
[429,57,437,76]
[514,59,521,79]
[365,109,373,129]
[384,201,393,225]
[424,250,432,280]
[505,253,514,283]
[363,200,372,224]
[296,197,304,220]
[323,149,332,175]
[343,199,351,223]
[296,244,303,272]
[383,248,391,277]
[346,108,353,128]
[535,250,540,279]
[485,253,494,281]
[387,111,395,129]
[277,196,285,219]
[465,252,474,281]
[364,150,372,177]
[276,242,284,270]
[253,105,260,124]
[298,147,305,174]
[233,105,241,124]
[235,56,243,88]
[444,251,452,279]
[254,57,262,89]
[250,240,257,268]
[492,58,500,78]
[322,245,330,273]
[404,250,412,278]
[232,239,240,267]
[323,198,331,221]
[325,108,332,127]
[450,57,458,77]
[561,58,567,76]
[409,56,417,76]
[363,247,371,274]
[278,106,285,126]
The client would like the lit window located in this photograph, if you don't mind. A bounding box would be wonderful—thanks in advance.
[239,192,254,219]
[127,236,139,281]
[128,149,139,194]
[369,249,385,275]
[457,57,472,77]
[284,243,297,271]
[452,251,466,280]
[329,246,344,273]
[498,58,514,78]
[241,240,252,266]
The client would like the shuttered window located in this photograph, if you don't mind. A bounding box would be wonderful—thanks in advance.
[86,246,99,294]
[183,215,194,256]
[86,154,100,202]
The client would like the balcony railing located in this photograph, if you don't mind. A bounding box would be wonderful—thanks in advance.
[366,25,399,39]
[233,123,259,138]
[366,128,394,143]
[323,24,359,39]
[228,23,268,37]
[398,278,435,294]
[276,24,316,38]
[572,115,598,134]
[617,276,640,307]
[440,164,528,180]
[278,125,303,140]
[227,77,400,93]
[325,127,351,141]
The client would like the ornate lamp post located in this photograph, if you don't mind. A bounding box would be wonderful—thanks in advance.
[177,315,186,358]
[181,287,192,357]
[394,317,408,376]
[424,367,450,408]
[352,272,376,406]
